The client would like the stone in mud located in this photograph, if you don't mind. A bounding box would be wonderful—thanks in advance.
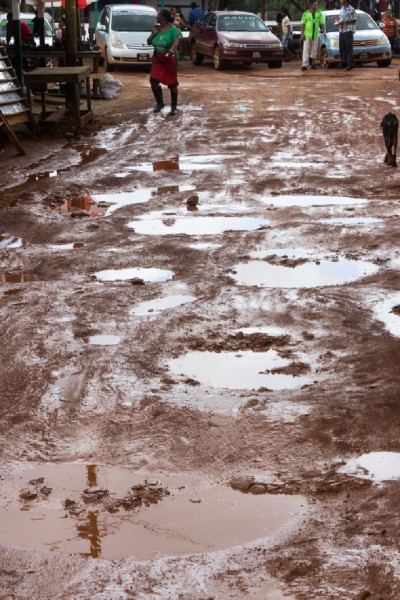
[71,210,90,218]
[186,195,199,207]
[64,498,77,509]
[391,304,400,316]
[40,486,53,496]
[230,476,255,492]
[29,477,45,485]
[130,278,145,285]
[20,489,38,500]
[248,483,267,495]
[82,487,109,502]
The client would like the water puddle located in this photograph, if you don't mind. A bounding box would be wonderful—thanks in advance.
[3,288,21,296]
[0,234,22,250]
[339,452,400,482]
[261,195,368,208]
[0,272,37,283]
[49,242,85,250]
[0,464,307,560]
[232,259,378,288]
[54,197,108,218]
[95,268,174,283]
[319,217,382,226]
[373,293,400,337]
[27,170,58,182]
[124,154,237,173]
[168,350,310,391]
[128,215,269,236]
[234,326,288,337]
[188,242,222,250]
[83,335,122,346]
[131,295,196,317]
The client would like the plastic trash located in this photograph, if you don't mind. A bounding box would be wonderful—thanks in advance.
[99,73,124,101]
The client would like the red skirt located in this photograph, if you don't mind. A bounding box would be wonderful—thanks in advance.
[150,52,178,87]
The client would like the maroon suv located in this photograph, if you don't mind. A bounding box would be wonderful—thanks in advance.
[189,11,283,70]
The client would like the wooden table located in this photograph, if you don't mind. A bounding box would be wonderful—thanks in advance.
[24,66,93,133]
[7,49,101,96]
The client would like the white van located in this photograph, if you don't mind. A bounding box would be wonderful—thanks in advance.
[95,4,157,71]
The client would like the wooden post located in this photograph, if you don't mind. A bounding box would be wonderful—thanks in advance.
[11,0,23,87]
[65,0,78,67]
[261,0,266,21]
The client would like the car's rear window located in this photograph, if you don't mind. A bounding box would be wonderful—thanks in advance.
[111,12,156,32]
[325,13,378,33]
[217,15,268,32]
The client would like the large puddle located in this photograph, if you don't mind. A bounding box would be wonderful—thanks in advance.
[124,154,237,173]
[339,452,400,482]
[168,350,310,390]
[128,214,269,236]
[92,185,195,216]
[319,217,383,226]
[131,294,197,317]
[232,259,378,288]
[261,195,368,207]
[0,464,307,560]
[83,335,122,346]
[95,268,174,283]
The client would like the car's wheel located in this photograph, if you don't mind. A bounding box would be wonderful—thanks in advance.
[377,59,392,67]
[213,46,226,70]
[191,42,204,66]
[105,50,115,72]
[320,47,333,69]
[267,61,282,69]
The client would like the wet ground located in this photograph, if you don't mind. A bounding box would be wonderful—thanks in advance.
[1,59,400,599]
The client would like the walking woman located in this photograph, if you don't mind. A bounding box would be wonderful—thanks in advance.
[147,9,180,116]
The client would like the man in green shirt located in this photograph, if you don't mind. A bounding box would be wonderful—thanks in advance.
[300,1,326,71]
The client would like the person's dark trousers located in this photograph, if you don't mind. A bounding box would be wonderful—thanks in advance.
[339,31,354,68]
[389,36,396,52]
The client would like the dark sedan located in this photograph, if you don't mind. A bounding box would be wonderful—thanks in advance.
[189,11,283,70]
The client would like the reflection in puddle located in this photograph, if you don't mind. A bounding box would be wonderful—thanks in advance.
[250,248,320,260]
[262,195,368,207]
[27,170,58,182]
[125,154,237,173]
[0,463,307,560]
[339,452,400,482]
[319,217,382,226]
[0,272,37,283]
[0,234,22,250]
[232,259,378,288]
[91,185,195,216]
[4,288,21,296]
[128,214,269,236]
[131,295,196,317]
[95,268,174,283]
[83,335,122,346]
[54,197,107,218]
[373,293,400,337]
[168,350,310,390]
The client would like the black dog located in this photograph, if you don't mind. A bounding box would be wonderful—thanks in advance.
[381,112,398,167]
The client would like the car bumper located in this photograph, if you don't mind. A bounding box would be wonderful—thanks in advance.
[108,48,154,65]
[220,48,283,62]
[324,45,391,64]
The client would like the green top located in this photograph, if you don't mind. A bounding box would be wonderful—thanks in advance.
[152,25,180,54]
[301,10,324,40]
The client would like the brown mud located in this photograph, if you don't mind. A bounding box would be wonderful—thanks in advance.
[1,59,400,598]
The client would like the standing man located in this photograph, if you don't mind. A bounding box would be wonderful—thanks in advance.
[300,1,326,71]
[335,0,356,71]
[188,2,205,26]
[381,8,398,53]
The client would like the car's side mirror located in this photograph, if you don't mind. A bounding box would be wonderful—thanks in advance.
[379,22,385,29]
[97,24,106,32]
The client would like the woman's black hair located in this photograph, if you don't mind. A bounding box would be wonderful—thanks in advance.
[159,8,174,23]
[281,7,291,19]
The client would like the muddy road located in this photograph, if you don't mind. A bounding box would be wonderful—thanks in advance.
[1,59,400,599]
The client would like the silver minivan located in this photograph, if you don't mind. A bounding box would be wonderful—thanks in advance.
[95,4,157,71]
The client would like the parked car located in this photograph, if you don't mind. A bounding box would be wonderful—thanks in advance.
[190,11,283,70]
[319,9,392,68]
[95,4,157,71]
[0,12,53,46]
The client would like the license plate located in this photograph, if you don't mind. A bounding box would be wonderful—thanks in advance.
[253,52,261,58]
[138,53,149,61]
[359,52,368,60]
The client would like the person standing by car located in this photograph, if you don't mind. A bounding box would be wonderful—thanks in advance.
[300,1,326,70]
[381,8,398,52]
[281,7,295,61]
[188,2,205,26]
[147,9,180,116]
[335,0,356,71]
